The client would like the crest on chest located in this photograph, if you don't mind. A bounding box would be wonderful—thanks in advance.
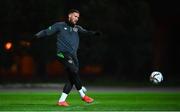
[73,27,78,32]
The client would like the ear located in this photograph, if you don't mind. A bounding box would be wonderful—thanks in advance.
[68,14,71,18]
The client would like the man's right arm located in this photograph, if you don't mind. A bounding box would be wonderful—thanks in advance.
[34,23,60,39]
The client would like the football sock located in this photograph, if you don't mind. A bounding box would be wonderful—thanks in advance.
[59,92,68,102]
[79,89,85,98]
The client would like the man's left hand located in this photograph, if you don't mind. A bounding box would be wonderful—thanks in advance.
[94,31,102,36]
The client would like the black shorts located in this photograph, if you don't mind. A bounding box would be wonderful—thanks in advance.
[57,52,79,73]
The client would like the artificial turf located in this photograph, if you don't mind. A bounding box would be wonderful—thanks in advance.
[0,91,180,111]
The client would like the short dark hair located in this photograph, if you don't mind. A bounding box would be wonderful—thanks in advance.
[68,9,80,15]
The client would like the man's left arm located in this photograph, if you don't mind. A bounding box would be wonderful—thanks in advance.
[77,25,101,36]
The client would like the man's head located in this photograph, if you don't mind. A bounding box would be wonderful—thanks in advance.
[67,9,80,25]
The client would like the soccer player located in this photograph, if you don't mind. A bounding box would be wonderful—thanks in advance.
[33,9,101,106]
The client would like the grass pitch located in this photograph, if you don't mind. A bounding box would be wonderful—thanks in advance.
[0,90,180,111]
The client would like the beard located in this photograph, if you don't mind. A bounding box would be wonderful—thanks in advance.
[71,20,77,25]
[66,19,76,27]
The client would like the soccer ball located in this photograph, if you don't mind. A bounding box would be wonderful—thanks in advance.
[150,71,163,84]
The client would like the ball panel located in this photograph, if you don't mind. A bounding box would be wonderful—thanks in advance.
[150,71,163,84]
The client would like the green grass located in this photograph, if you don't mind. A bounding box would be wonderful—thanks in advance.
[0,91,180,111]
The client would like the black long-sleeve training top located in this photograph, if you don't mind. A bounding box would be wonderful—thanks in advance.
[35,21,96,56]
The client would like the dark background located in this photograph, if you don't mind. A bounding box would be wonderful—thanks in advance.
[0,0,180,86]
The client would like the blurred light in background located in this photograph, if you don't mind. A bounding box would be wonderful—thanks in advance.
[4,41,13,52]
[19,40,31,47]
[81,65,103,75]
[46,60,65,76]
[19,55,35,76]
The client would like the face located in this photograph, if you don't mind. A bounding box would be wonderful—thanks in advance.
[68,12,80,25]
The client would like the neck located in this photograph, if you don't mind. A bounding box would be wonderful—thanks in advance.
[65,20,75,27]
